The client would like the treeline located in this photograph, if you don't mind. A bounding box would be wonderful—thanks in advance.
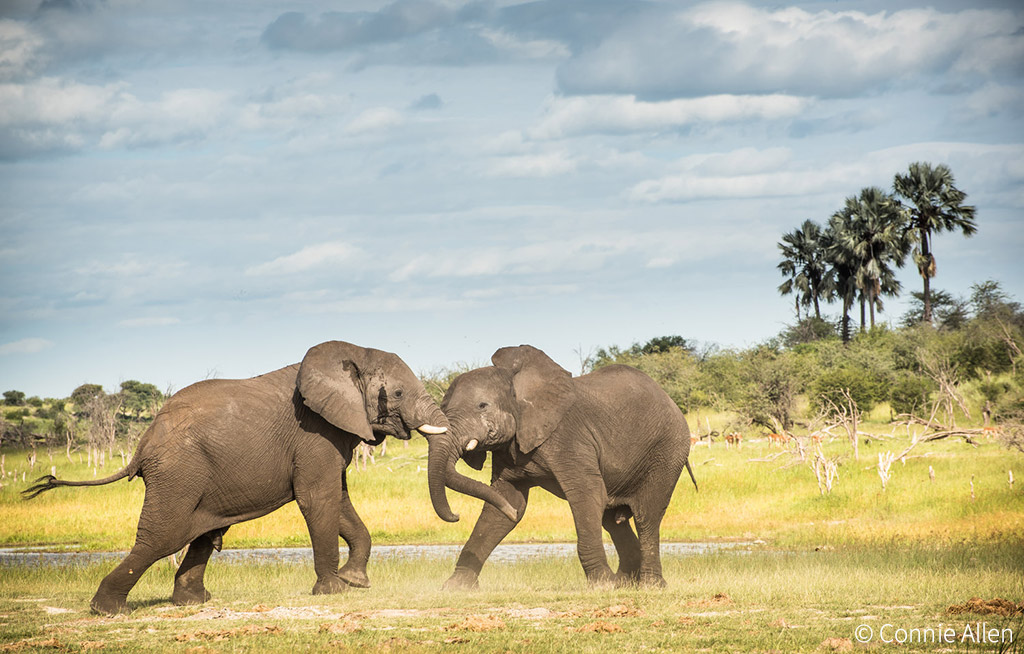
[777,161,976,341]
[0,381,164,451]
[5,279,1022,454]
[580,280,1022,440]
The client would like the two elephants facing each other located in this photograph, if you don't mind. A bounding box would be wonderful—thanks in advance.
[425,344,698,590]
[23,341,448,616]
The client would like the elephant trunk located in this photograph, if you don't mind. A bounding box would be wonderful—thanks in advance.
[426,434,461,523]
[409,393,450,435]
[425,432,518,524]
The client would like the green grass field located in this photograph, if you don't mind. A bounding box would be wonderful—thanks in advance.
[1,419,1022,652]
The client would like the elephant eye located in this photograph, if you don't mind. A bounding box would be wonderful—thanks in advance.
[394,389,404,398]
[478,402,488,410]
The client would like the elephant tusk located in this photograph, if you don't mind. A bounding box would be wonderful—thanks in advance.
[465,439,478,451]
[418,424,448,435]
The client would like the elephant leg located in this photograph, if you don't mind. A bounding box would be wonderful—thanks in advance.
[445,479,529,590]
[91,500,195,615]
[294,470,346,595]
[337,476,371,589]
[632,498,671,587]
[602,508,641,583]
[564,483,615,585]
[172,528,225,605]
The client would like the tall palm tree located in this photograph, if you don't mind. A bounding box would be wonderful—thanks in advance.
[834,187,910,329]
[777,219,832,320]
[893,162,977,324]
[823,218,858,343]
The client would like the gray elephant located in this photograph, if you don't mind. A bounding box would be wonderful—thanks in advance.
[24,341,447,615]
[425,345,696,589]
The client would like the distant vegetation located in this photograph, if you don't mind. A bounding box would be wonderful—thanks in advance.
[777,161,977,341]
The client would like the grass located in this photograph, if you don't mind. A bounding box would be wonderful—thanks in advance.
[1,543,1021,653]
[2,418,1021,550]
[1,413,1022,651]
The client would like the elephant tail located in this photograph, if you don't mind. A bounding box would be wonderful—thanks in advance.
[22,465,134,500]
[684,459,698,493]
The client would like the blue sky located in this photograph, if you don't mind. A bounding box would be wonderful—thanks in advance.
[1,0,1022,399]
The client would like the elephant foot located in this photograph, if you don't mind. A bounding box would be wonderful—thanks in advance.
[585,567,618,588]
[613,571,640,587]
[638,572,667,588]
[312,575,349,595]
[172,587,212,606]
[338,565,370,589]
[442,568,480,591]
[90,593,130,616]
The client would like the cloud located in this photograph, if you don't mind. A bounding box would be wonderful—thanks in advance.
[556,4,1024,99]
[628,142,1024,204]
[0,78,233,158]
[0,19,45,80]
[0,337,53,355]
[409,92,442,111]
[261,3,460,52]
[528,94,808,138]
[484,150,577,178]
[117,317,181,328]
[259,1,571,66]
[246,241,362,276]
[391,233,641,281]
[344,107,404,135]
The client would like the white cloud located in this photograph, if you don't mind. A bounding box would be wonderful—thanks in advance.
[485,150,577,178]
[0,78,233,155]
[629,142,1024,204]
[462,283,579,300]
[0,19,44,81]
[557,4,1024,98]
[0,337,53,355]
[344,107,404,135]
[246,241,362,276]
[529,94,808,139]
[117,317,182,328]
[391,234,640,281]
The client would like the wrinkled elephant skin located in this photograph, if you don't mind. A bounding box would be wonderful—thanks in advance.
[427,345,694,589]
[23,341,448,615]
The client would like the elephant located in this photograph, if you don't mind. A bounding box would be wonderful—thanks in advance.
[425,344,697,589]
[24,341,448,615]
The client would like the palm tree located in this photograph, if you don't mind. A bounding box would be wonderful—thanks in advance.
[893,162,977,324]
[823,218,858,343]
[834,187,910,329]
[777,220,832,320]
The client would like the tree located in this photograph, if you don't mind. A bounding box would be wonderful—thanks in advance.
[777,220,832,320]
[120,380,163,419]
[638,335,690,355]
[824,212,862,343]
[70,384,105,414]
[900,290,969,330]
[832,187,909,330]
[2,390,26,406]
[893,162,977,324]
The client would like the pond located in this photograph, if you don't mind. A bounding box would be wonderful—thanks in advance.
[0,542,752,567]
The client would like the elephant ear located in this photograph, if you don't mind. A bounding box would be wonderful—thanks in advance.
[491,345,575,454]
[297,341,375,443]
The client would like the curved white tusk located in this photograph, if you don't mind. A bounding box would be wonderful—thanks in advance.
[418,424,447,435]
[465,439,478,451]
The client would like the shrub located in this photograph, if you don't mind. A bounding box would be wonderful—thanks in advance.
[890,375,935,417]
[813,366,886,414]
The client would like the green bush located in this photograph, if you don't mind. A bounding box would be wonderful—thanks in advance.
[813,366,887,414]
[889,375,934,417]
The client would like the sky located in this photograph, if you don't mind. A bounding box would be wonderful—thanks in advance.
[1,0,1022,399]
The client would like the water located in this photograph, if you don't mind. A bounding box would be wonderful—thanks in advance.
[0,542,749,567]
